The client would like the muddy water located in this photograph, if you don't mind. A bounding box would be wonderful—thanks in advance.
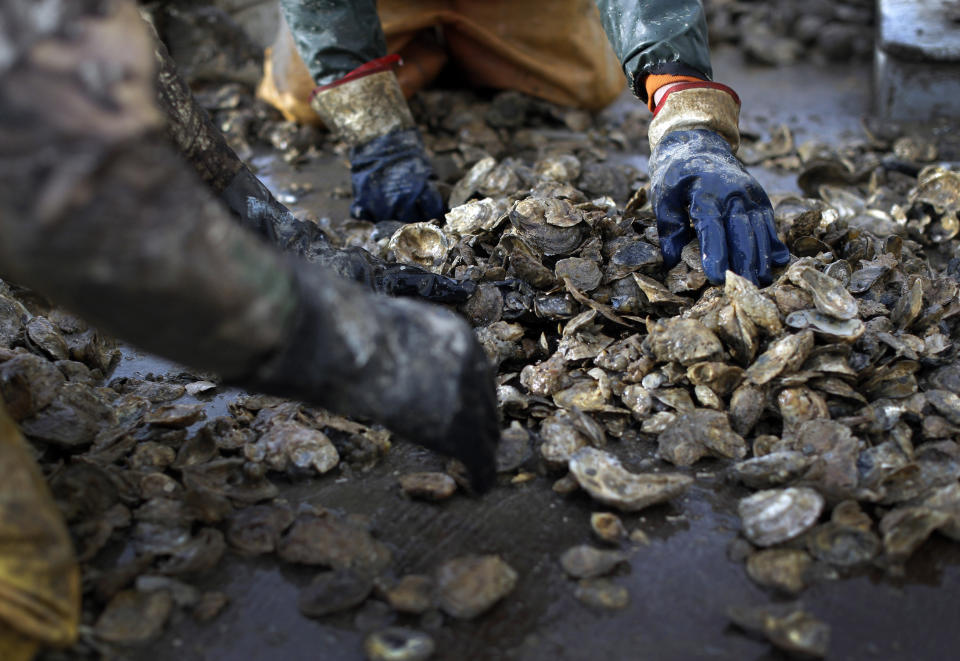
[115,47,960,660]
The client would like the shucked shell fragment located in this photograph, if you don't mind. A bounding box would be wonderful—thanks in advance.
[568,447,693,511]
[785,309,865,342]
[909,166,960,217]
[444,197,508,236]
[724,271,782,335]
[449,156,496,208]
[727,602,830,658]
[656,409,747,466]
[745,330,814,385]
[738,487,824,547]
[509,197,583,256]
[787,264,858,320]
[646,318,723,366]
[387,223,450,272]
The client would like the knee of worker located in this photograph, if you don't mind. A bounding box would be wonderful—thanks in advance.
[257,13,439,126]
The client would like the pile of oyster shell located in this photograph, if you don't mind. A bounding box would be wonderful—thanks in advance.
[0,281,527,658]
[7,49,960,659]
[328,99,960,656]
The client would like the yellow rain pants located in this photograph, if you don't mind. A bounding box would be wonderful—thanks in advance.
[258,0,625,126]
[0,399,79,661]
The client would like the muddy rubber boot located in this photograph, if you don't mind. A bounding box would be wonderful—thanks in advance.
[0,400,80,658]
[240,261,499,492]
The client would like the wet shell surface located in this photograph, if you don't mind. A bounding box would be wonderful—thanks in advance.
[444,197,508,236]
[435,555,518,619]
[508,197,584,256]
[787,264,858,320]
[387,223,451,272]
[568,447,693,512]
[738,487,825,547]
[364,627,435,661]
[559,545,628,578]
[728,603,830,658]
[656,409,747,466]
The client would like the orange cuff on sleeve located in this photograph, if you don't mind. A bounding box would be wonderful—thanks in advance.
[644,74,708,111]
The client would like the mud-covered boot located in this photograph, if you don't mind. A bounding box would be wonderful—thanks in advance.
[239,261,499,492]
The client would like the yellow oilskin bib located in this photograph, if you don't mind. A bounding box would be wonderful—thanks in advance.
[0,399,80,660]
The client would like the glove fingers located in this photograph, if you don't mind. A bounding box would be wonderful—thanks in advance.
[762,208,791,266]
[417,183,446,222]
[688,195,729,284]
[749,209,774,286]
[724,198,759,285]
[654,201,694,270]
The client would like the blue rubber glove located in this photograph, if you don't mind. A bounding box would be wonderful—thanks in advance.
[349,127,445,223]
[649,129,790,285]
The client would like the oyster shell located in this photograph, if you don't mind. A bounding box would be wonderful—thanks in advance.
[388,222,451,272]
[298,569,373,618]
[728,603,830,658]
[745,549,811,595]
[435,555,517,619]
[559,545,628,578]
[277,513,391,573]
[686,361,744,396]
[656,409,747,466]
[555,257,602,292]
[449,156,496,208]
[534,154,581,183]
[729,451,812,489]
[94,589,172,645]
[738,487,825,547]
[646,318,723,366]
[509,197,583,256]
[398,472,457,501]
[785,309,865,342]
[724,271,782,335]
[745,330,814,385]
[364,628,435,661]
[444,197,508,236]
[568,447,693,511]
[382,575,435,615]
[244,421,339,475]
[590,512,628,544]
[805,522,879,567]
[574,578,629,610]
[787,264,858,320]
[879,506,950,564]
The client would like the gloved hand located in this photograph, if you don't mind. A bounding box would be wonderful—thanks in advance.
[348,128,444,222]
[650,129,789,285]
[221,167,471,303]
[646,83,790,285]
[311,55,444,223]
[241,261,499,492]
